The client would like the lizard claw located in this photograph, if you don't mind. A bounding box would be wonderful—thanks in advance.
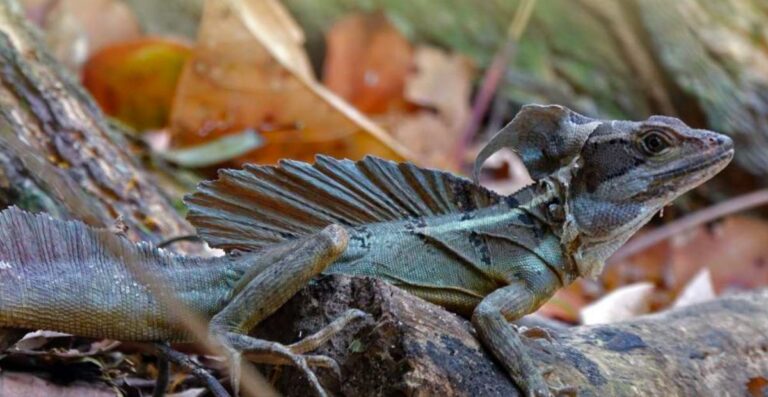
[217,332,330,397]
[304,354,342,378]
[519,325,556,343]
[224,347,243,397]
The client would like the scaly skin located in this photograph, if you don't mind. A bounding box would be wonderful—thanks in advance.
[0,105,734,397]
[0,210,238,341]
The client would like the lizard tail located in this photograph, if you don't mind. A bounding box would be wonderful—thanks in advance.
[0,207,206,280]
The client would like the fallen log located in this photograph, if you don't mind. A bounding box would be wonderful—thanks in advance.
[256,275,768,396]
[0,0,191,243]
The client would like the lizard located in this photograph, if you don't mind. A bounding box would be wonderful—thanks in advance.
[0,104,733,396]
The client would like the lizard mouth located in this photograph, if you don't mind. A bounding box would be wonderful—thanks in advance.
[652,145,734,182]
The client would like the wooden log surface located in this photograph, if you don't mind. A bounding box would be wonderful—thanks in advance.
[255,275,768,396]
[0,1,191,244]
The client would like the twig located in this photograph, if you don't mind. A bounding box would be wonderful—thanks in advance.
[156,342,230,397]
[609,189,768,264]
[158,234,203,248]
[454,0,538,166]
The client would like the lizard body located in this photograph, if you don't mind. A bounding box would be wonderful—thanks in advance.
[326,184,572,316]
[0,173,558,334]
[0,105,734,396]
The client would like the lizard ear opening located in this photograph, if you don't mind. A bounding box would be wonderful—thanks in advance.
[473,104,599,181]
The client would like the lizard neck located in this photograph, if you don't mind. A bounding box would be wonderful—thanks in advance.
[539,163,645,280]
[507,174,581,286]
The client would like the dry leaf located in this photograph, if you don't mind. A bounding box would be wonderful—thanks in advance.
[478,148,533,195]
[322,13,473,169]
[390,46,474,170]
[669,216,768,294]
[0,372,114,397]
[404,47,472,133]
[602,234,671,292]
[671,268,716,308]
[169,0,413,165]
[580,282,654,325]
[322,12,413,114]
[12,330,70,351]
[12,331,121,358]
[747,376,768,397]
[24,0,141,71]
[160,130,263,167]
[82,38,192,131]
[536,281,589,323]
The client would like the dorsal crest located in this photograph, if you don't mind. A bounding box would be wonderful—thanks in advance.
[186,156,507,252]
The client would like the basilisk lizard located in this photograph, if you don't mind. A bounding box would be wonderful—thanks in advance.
[0,105,733,396]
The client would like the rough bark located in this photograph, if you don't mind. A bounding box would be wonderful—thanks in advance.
[255,275,768,396]
[0,0,191,243]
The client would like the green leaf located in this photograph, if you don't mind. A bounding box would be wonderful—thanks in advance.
[160,130,264,168]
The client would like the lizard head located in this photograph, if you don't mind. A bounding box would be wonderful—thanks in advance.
[567,112,733,277]
[475,104,734,278]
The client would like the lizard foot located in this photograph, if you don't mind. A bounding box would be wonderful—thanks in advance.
[221,333,328,397]
[155,342,230,397]
[218,310,370,397]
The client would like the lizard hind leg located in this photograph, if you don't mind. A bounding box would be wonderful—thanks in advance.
[209,224,357,397]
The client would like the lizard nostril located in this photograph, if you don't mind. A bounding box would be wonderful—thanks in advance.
[706,136,723,147]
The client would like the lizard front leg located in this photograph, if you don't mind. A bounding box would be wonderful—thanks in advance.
[209,224,360,397]
[472,271,560,397]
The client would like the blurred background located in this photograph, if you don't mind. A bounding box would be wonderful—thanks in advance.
[16,0,768,361]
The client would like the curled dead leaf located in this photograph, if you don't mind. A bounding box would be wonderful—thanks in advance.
[169,0,413,165]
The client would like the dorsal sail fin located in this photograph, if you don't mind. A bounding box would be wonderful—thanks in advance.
[185,155,506,252]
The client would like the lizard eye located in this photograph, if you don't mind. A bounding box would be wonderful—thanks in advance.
[640,130,671,155]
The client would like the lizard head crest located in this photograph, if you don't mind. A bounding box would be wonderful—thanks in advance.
[474,104,599,181]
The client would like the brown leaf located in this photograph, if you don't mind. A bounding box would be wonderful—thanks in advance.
[404,47,473,131]
[82,38,192,131]
[322,13,474,170]
[669,216,768,294]
[322,12,413,114]
[747,376,768,397]
[0,372,113,397]
[536,281,588,323]
[169,0,413,166]
[390,46,474,170]
[477,148,533,195]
